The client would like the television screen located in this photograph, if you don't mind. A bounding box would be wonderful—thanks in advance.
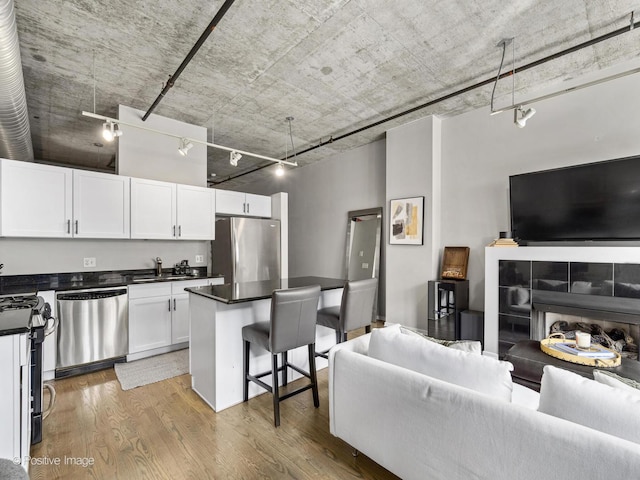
[509,155,640,242]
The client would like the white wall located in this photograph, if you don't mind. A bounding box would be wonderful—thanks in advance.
[386,116,441,329]
[441,72,640,311]
[117,105,207,187]
[242,139,386,317]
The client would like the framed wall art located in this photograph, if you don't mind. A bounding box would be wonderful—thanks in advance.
[389,196,424,245]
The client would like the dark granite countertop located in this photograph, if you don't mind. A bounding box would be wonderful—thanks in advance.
[186,276,346,304]
[0,267,220,295]
[0,309,32,336]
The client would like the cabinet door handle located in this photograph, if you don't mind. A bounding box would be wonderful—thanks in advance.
[67,219,70,234]
[168,299,171,311]
[178,225,181,237]
[173,298,176,311]
[75,220,78,234]
[242,202,246,213]
[173,225,176,237]
[247,203,250,213]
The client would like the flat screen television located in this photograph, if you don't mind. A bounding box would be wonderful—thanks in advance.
[509,155,640,242]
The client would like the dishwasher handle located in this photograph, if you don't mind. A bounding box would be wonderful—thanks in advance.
[57,288,127,301]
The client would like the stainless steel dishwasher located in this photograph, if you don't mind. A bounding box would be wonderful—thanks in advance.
[56,287,128,377]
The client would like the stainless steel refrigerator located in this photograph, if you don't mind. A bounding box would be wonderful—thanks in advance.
[212,217,281,283]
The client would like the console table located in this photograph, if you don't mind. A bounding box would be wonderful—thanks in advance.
[504,340,640,391]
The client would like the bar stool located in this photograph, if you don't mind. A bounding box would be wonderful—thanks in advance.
[242,284,321,427]
[316,278,378,358]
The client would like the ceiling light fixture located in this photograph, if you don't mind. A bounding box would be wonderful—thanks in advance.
[229,150,242,166]
[102,121,114,141]
[275,162,285,177]
[514,106,536,128]
[82,111,298,167]
[178,138,194,156]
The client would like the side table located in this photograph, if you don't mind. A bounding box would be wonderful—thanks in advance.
[504,340,640,392]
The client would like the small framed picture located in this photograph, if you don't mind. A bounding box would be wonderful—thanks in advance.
[389,196,424,245]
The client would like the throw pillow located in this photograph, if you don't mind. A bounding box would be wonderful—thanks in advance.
[369,324,514,402]
[399,325,482,354]
[538,365,640,445]
[593,369,640,397]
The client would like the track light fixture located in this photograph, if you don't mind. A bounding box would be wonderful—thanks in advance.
[514,106,536,128]
[275,162,285,177]
[102,121,122,142]
[178,138,194,156]
[229,150,242,166]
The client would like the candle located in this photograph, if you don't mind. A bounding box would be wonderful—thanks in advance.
[575,331,591,349]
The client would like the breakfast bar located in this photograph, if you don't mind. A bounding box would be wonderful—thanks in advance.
[186,276,345,412]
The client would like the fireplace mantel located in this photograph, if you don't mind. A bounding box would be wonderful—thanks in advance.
[484,246,640,355]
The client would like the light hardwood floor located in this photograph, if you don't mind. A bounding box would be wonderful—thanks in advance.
[30,344,399,479]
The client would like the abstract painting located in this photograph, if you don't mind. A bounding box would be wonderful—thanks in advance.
[389,196,424,245]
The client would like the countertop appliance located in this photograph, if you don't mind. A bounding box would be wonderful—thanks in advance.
[0,294,57,445]
[56,287,128,378]
[212,217,281,284]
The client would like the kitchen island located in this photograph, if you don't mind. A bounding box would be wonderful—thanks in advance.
[186,276,345,412]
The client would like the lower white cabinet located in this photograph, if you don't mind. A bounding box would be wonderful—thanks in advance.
[0,333,31,470]
[128,278,223,357]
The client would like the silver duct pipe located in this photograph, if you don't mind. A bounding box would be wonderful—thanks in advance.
[0,0,33,161]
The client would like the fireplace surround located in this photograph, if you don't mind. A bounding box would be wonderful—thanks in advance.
[484,246,640,357]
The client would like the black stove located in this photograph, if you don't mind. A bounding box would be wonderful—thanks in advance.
[0,294,43,314]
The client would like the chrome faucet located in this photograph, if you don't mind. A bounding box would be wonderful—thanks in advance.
[155,257,163,276]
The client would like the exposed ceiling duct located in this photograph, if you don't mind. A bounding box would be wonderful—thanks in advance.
[0,0,33,161]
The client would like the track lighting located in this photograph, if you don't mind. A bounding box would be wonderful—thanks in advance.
[102,121,122,142]
[178,138,194,156]
[275,162,285,177]
[514,106,536,128]
[230,150,242,166]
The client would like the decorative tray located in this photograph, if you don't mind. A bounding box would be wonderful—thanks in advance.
[540,333,621,367]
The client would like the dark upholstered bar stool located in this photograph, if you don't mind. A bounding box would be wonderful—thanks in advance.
[242,284,321,427]
[316,278,378,358]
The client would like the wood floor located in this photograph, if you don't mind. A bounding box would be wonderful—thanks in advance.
[30,346,399,479]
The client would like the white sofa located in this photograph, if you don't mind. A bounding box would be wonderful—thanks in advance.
[328,327,640,480]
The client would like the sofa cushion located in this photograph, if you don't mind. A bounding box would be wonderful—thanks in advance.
[539,365,640,445]
[368,324,514,401]
[593,369,640,397]
[399,325,481,354]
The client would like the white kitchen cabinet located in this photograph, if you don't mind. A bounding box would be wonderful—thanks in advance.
[129,278,223,356]
[72,169,130,238]
[215,189,271,218]
[130,177,215,240]
[130,177,177,240]
[0,332,31,470]
[176,184,216,240]
[128,282,173,353]
[0,158,73,237]
[170,278,209,344]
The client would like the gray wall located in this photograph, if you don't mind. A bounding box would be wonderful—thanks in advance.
[243,139,387,317]
[440,71,640,311]
[0,237,208,275]
[386,116,441,329]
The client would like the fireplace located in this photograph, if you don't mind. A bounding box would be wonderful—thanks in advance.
[485,248,640,358]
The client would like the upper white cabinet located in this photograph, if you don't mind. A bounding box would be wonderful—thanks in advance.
[176,184,216,240]
[215,189,271,218]
[130,178,176,240]
[0,158,73,237]
[130,177,215,240]
[0,159,130,238]
[73,169,130,238]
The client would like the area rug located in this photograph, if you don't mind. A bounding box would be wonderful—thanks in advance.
[115,349,189,391]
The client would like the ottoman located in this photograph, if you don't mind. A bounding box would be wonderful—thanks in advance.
[504,340,640,392]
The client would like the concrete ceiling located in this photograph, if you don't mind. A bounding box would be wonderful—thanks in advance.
[11,0,640,189]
